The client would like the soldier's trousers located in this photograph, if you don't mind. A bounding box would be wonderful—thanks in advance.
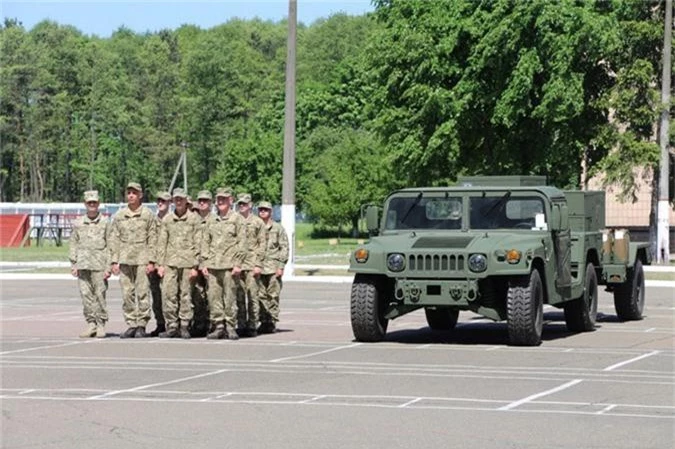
[191,272,209,335]
[119,264,151,327]
[78,270,108,325]
[206,269,237,330]
[236,270,260,330]
[149,271,165,328]
[161,266,194,329]
[259,274,282,324]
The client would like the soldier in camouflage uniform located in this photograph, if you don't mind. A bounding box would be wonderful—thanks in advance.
[149,191,171,336]
[257,201,289,334]
[69,190,111,338]
[235,193,266,337]
[200,187,246,340]
[110,182,158,338]
[156,188,200,339]
[190,189,214,337]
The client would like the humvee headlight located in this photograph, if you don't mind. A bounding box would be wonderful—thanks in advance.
[468,254,487,272]
[506,249,522,264]
[354,248,369,263]
[387,253,406,272]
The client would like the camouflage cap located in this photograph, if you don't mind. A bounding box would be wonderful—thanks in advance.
[197,190,212,200]
[172,187,187,199]
[126,182,142,192]
[215,187,233,198]
[237,193,252,204]
[156,191,171,201]
[84,190,99,202]
[257,201,272,210]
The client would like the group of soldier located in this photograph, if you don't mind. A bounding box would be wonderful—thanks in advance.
[68,182,289,340]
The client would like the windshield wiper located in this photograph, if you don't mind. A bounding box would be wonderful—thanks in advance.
[481,191,511,217]
[399,192,423,225]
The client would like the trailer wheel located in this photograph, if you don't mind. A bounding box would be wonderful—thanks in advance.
[564,263,598,332]
[350,274,388,342]
[613,260,645,321]
[507,269,544,346]
[425,308,459,331]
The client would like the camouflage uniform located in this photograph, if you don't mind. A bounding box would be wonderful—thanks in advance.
[235,193,266,335]
[157,189,200,337]
[149,191,171,335]
[111,184,158,333]
[69,190,111,338]
[201,189,246,339]
[191,190,213,337]
[258,202,289,332]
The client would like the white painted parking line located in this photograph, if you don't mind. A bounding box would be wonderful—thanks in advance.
[596,404,617,415]
[603,350,661,371]
[2,310,79,322]
[269,343,362,363]
[498,379,583,411]
[398,397,422,408]
[88,368,230,399]
[0,341,87,355]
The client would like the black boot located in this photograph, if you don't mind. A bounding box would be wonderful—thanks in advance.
[120,327,137,339]
[134,326,147,338]
[149,323,166,337]
[207,325,225,340]
[159,327,179,338]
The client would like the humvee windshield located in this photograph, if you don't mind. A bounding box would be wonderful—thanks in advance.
[470,195,545,230]
[385,196,463,230]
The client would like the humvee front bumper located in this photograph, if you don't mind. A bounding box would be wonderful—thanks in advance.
[394,278,480,306]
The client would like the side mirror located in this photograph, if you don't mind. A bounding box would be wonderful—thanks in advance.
[365,206,380,234]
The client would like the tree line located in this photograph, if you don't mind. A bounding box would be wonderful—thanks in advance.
[0,0,672,232]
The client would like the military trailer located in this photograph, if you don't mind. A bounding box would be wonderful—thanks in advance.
[349,176,650,346]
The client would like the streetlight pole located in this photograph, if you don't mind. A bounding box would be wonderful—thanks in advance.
[282,0,297,277]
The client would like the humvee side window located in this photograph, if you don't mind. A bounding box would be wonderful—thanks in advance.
[470,196,545,230]
[385,196,462,230]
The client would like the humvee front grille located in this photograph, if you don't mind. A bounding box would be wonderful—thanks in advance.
[408,254,465,272]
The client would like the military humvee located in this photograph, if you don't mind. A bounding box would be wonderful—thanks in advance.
[349,176,650,346]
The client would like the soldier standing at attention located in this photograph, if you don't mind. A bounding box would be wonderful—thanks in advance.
[201,187,246,340]
[235,193,266,337]
[110,182,158,338]
[70,190,111,338]
[257,201,289,334]
[149,191,171,337]
[191,190,214,337]
[156,188,200,339]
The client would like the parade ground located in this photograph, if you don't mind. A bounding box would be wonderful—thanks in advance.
[1,278,673,449]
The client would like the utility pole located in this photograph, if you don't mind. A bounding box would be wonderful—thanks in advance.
[169,141,188,194]
[657,0,672,263]
[282,0,297,277]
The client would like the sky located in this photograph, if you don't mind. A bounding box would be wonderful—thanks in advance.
[1,0,375,37]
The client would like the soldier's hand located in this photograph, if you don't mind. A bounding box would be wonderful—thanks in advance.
[71,267,78,277]
[232,266,242,277]
[103,271,111,280]
[189,268,199,280]
[275,268,284,278]
[111,263,120,275]
[253,266,262,277]
[157,266,165,278]
[145,262,155,275]
[201,267,209,277]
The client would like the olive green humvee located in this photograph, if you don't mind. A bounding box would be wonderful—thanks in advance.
[349,176,650,346]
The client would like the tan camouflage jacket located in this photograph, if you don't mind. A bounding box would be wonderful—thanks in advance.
[240,213,266,270]
[195,212,214,253]
[69,213,111,271]
[157,210,200,268]
[200,210,246,269]
[261,220,289,274]
[110,205,158,265]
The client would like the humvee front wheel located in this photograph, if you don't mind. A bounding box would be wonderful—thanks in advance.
[613,260,645,321]
[507,269,544,346]
[425,308,459,331]
[350,274,388,342]
[564,263,598,332]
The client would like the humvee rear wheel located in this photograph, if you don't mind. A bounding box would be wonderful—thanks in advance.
[507,269,544,346]
[564,263,598,332]
[350,274,388,342]
[613,260,645,321]
[425,308,459,331]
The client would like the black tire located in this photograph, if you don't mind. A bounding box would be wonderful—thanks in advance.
[564,263,598,332]
[350,274,388,342]
[507,269,544,346]
[613,260,645,321]
[425,308,459,331]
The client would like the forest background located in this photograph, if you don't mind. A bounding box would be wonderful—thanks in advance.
[1,0,673,235]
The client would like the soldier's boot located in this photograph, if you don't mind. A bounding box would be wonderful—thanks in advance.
[79,323,96,338]
[134,326,147,338]
[257,322,276,335]
[207,324,226,340]
[159,326,179,338]
[226,327,239,341]
[243,327,257,338]
[149,323,166,337]
[120,327,137,339]
[95,323,106,338]
[179,324,191,339]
